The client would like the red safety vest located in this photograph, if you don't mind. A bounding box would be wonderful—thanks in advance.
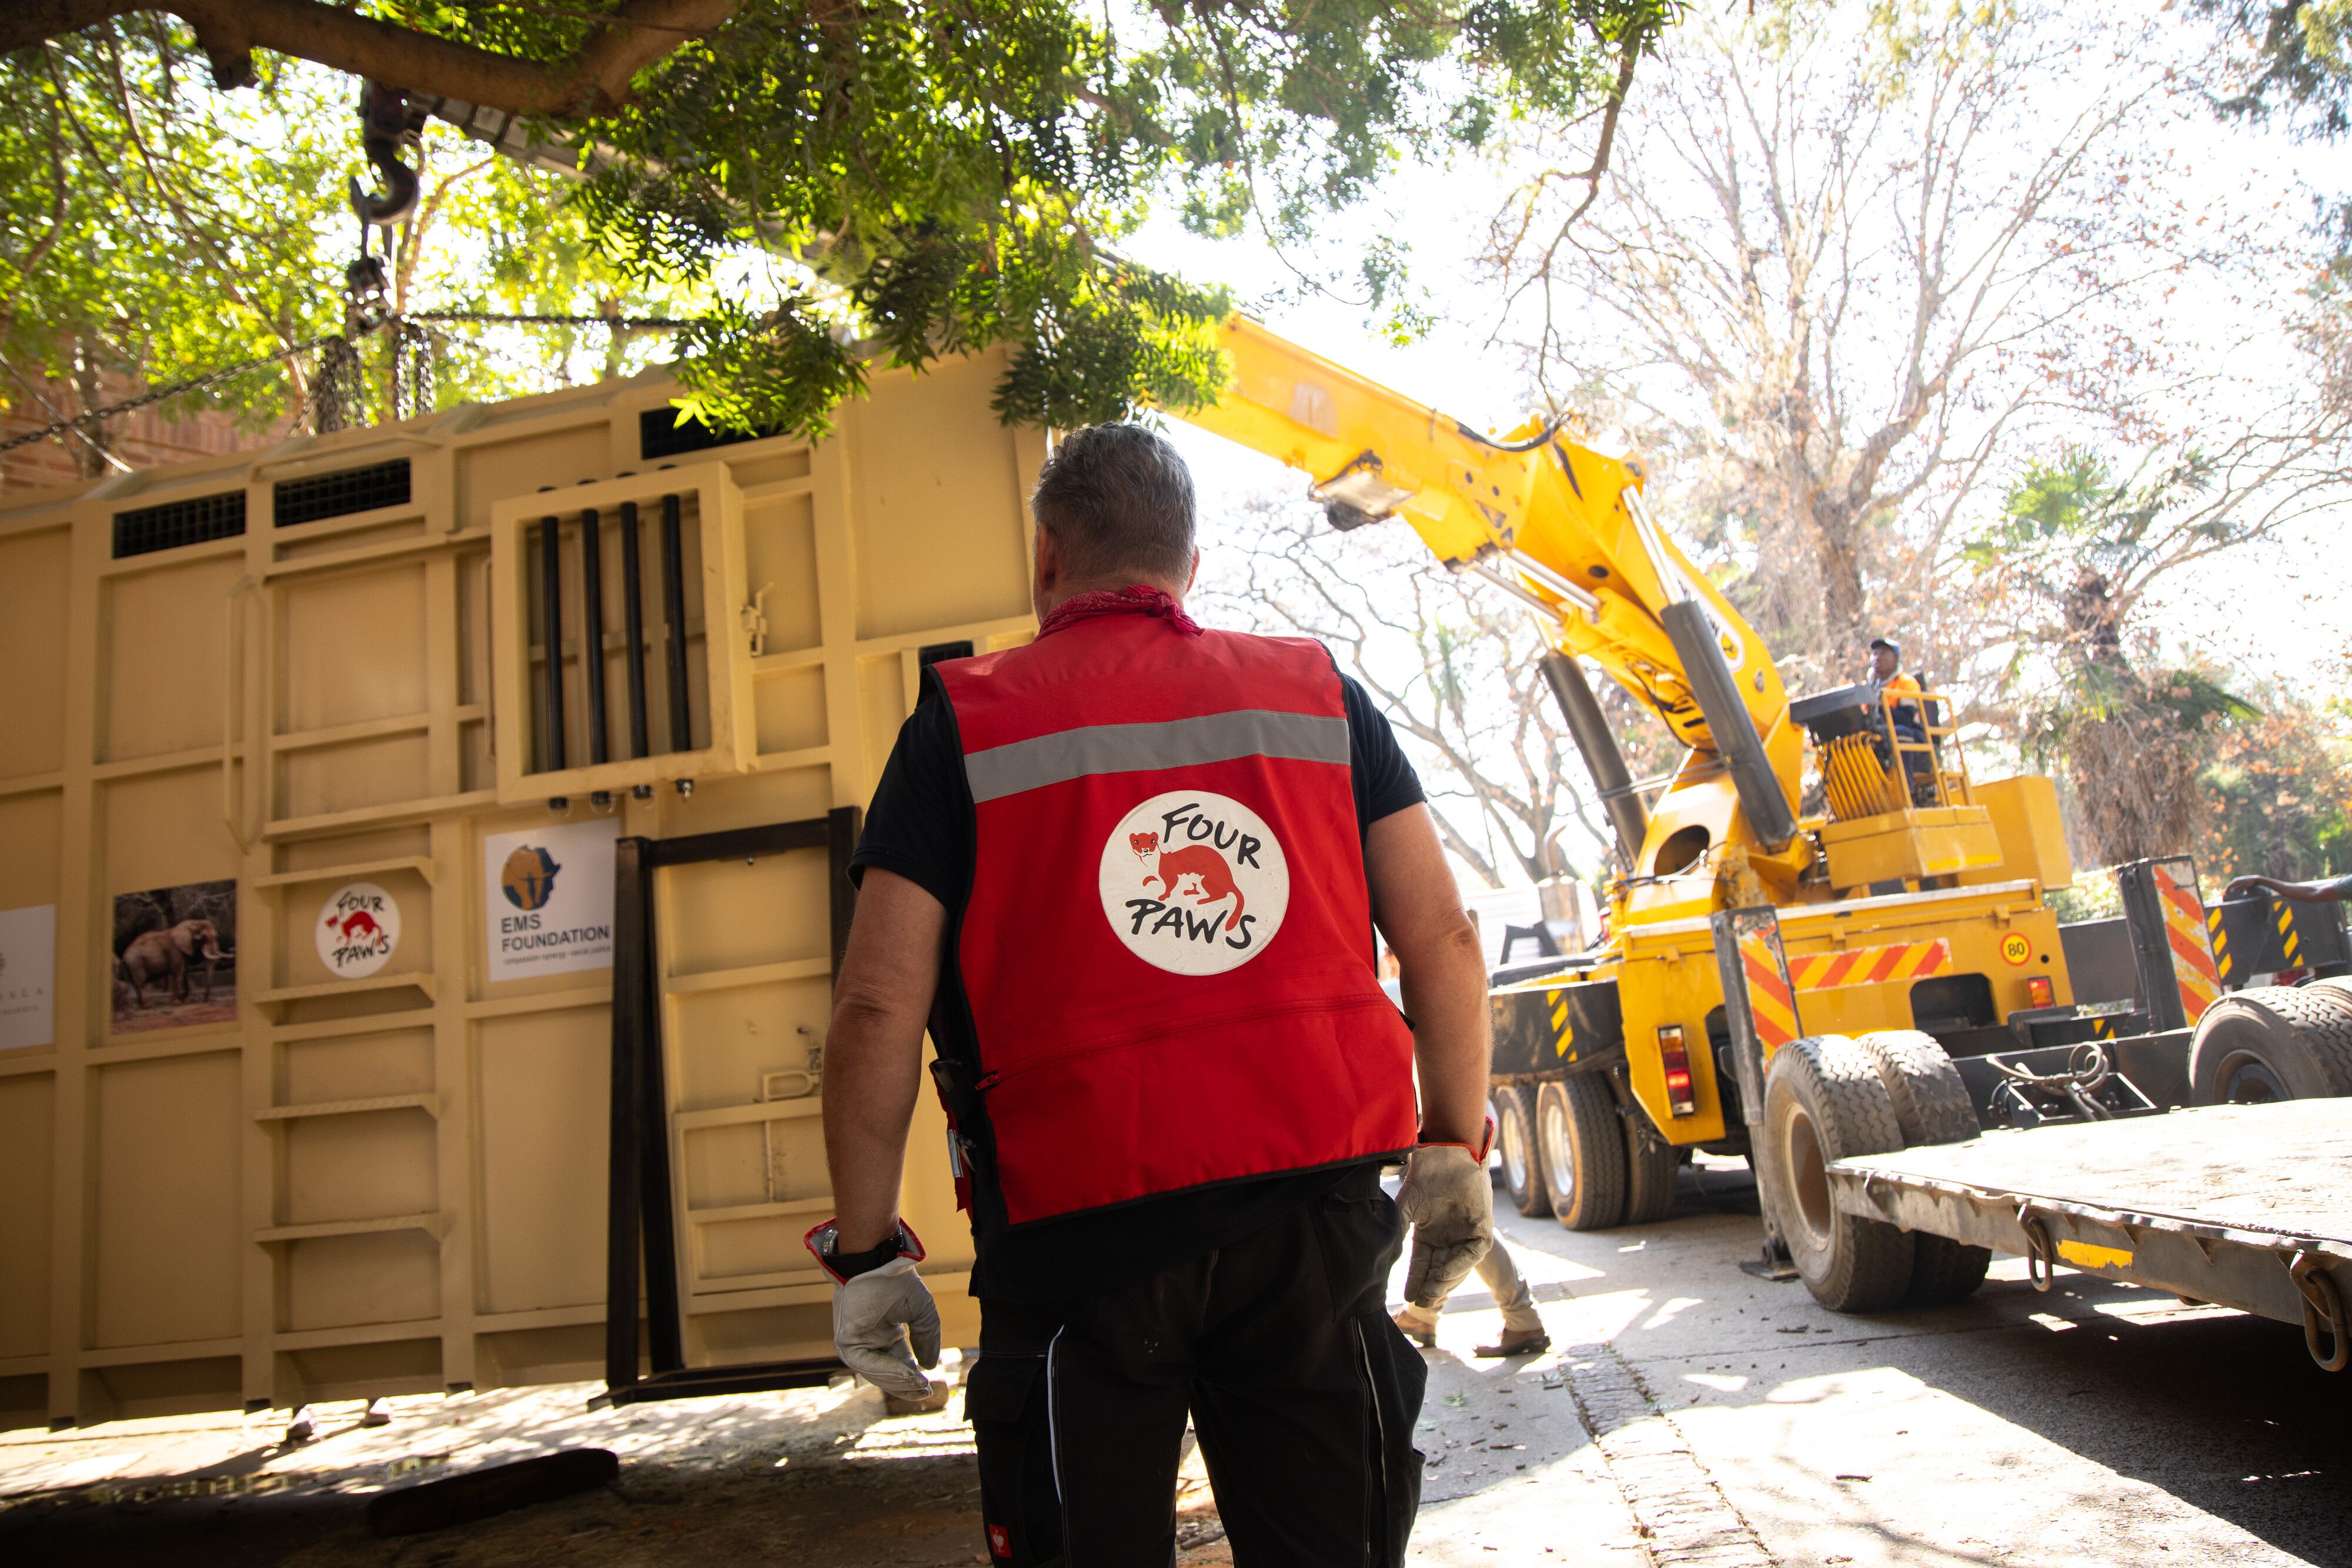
[932,597,1419,1226]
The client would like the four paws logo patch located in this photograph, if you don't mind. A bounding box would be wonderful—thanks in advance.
[1098,791,1289,975]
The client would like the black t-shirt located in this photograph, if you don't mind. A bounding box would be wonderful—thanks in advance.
[850,658,1425,1302]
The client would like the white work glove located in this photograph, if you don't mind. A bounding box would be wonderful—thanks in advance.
[832,1255,942,1400]
[1396,1143,1495,1310]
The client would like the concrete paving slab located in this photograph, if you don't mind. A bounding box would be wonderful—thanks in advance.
[5,1163,2348,1566]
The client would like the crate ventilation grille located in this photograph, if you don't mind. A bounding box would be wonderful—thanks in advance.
[638,409,780,461]
[274,459,413,527]
[112,491,247,559]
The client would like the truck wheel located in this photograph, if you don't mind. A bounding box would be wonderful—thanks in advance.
[1622,1120,1681,1225]
[1496,1086,1550,1218]
[1905,1232,1992,1303]
[1538,1076,1626,1231]
[1762,1035,1915,1312]
[2189,986,2352,1105]
[1856,1030,1979,1145]
[2300,977,2352,1018]
[1856,1030,1990,1303]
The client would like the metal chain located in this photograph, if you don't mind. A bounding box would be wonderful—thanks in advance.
[410,310,693,329]
[411,324,438,421]
[308,335,370,435]
[3,311,697,457]
[0,330,341,457]
[394,320,437,422]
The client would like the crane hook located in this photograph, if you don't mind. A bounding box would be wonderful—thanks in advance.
[348,81,422,232]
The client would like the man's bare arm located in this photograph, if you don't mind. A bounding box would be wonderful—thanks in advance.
[1366,804,1491,1147]
[2224,874,2347,905]
[821,868,948,1253]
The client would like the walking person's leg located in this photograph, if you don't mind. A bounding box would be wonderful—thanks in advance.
[1471,1239,1551,1357]
[969,1293,1195,1567]
[1397,1238,1549,1356]
[1189,1171,1426,1567]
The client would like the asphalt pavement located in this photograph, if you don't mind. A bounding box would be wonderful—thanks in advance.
[2,1161,2344,1566]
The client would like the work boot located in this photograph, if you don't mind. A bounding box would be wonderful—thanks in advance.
[1391,1308,1439,1349]
[1474,1326,1552,1358]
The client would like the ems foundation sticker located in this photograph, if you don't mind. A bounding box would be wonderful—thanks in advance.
[316,882,400,979]
[483,818,619,981]
[1100,791,1289,976]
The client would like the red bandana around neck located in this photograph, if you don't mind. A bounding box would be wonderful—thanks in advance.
[1035,584,1202,640]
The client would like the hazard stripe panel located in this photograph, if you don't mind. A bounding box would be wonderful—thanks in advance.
[2152,862,2219,1023]
[1786,938,1952,994]
[1738,930,1800,1050]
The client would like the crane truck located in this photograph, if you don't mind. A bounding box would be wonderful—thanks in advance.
[1178,317,2352,1364]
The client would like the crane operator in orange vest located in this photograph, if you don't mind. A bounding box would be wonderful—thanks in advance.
[814,424,1497,1567]
[1869,636,1925,740]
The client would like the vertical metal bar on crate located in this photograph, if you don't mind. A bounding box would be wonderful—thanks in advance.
[539,515,566,772]
[604,837,648,1393]
[637,858,684,1375]
[619,500,650,759]
[604,817,871,1405]
[581,507,609,765]
[660,493,692,754]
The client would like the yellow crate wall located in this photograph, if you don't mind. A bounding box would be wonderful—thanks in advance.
[0,352,1043,1429]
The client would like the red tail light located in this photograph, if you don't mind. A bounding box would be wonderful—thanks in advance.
[1658,1025,1697,1116]
[2026,975,2054,1009]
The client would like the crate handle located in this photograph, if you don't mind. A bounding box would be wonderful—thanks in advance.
[2291,1252,2348,1373]
[222,575,262,853]
[2017,1208,2055,1293]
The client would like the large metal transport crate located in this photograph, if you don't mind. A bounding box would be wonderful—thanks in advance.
[0,355,1045,1430]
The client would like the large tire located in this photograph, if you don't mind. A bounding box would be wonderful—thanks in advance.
[2189,985,2352,1105]
[1761,1035,1916,1312]
[1856,1030,1990,1304]
[1538,1076,1626,1231]
[2300,976,2352,1018]
[1856,1030,1979,1145]
[1622,1116,1682,1225]
[1496,1085,1550,1218]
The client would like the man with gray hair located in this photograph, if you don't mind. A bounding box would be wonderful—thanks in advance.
[814,422,1496,1564]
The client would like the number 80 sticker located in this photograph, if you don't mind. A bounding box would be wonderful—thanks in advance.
[1999,932,2033,966]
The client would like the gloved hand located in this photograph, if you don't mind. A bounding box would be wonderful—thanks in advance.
[832,1255,942,1399]
[1396,1142,1494,1310]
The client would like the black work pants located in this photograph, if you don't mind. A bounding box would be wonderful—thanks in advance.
[964,1172,1426,1567]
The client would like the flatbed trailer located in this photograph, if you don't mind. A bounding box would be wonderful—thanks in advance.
[1825,1099,2351,1370]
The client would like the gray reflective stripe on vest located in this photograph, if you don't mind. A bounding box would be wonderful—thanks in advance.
[964,708,1350,804]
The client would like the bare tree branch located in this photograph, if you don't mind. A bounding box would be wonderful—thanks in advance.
[4,0,738,117]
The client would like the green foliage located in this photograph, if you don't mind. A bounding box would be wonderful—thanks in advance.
[2194,691,2352,882]
[8,0,1665,444]
[1976,442,2270,864]
[2196,0,2352,138]
[1969,445,2240,581]
[2046,875,2122,924]
[0,25,704,441]
[1,30,348,433]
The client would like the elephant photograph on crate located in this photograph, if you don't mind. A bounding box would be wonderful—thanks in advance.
[112,878,238,1032]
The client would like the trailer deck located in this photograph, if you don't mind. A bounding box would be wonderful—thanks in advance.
[1826,1099,2352,1368]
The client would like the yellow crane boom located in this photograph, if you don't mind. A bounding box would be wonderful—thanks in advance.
[1171,315,2094,1226]
[1181,315,1814,911]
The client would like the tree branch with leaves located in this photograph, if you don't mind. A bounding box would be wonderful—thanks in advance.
[6,0,1672,450]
